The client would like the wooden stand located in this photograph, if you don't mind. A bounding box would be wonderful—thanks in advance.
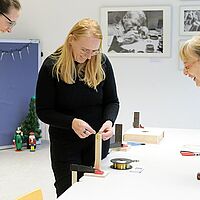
[110,124,122,148]
[133,112,140,128]
[94,132,102,170]
[85,132,108,177]
[115,124,123,144]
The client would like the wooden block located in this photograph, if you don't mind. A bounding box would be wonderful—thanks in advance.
[115,124,122,144]
[133,112,140,128]
[94,132,102,170]
[71,171,78,185]
[110,146,131,152]
[123,128,164,144]
[84,171,109,178]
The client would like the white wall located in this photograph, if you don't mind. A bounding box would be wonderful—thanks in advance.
[1,0,200,133]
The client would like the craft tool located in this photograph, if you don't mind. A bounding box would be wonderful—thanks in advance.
[180,151,200,156]
[110,158,139,170]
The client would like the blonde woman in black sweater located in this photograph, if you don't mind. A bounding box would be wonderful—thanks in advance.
[36,18,119,198]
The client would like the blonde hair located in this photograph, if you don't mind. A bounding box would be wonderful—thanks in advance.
[51,18,105,89]
[180,35,200,61]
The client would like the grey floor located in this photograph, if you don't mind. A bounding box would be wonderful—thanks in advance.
[0,140,56,200]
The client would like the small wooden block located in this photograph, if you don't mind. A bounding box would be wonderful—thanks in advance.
[110,145,131,152]
[133,112,140,128]
[115,124,123,144]
[71,171,78,185]
[123,128,164,144]
[84,171,109,178]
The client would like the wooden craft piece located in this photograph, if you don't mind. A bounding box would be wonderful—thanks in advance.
[115,124,122,144]
[110,124,122,148]
[133,112,140,128]
[71,171,77,185]
[123,128,164,144]
[94,132,102,170]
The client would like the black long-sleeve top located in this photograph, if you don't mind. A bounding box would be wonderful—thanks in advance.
[36,54,119,142]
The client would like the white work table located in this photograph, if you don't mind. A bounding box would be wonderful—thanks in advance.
[58,128,200,200]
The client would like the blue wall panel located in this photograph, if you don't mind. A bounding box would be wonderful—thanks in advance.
[0,40,40,146]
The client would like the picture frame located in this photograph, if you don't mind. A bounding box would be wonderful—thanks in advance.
[100,6,171,57]
[180,6,200,36]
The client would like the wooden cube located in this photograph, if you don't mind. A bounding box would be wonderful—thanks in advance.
[123,128,164,144]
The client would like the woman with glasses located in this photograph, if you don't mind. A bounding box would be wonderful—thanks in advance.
[179,35,200,181]
[36,18,119,198]
[0,0,21,33]
[180,35,200,87]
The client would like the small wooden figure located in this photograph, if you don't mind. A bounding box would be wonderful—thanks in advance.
[13,127,23,151]
[29,132,36,152]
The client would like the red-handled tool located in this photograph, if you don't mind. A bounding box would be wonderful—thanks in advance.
[180,151,200,156]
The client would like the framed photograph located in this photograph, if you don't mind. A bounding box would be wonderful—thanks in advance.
[100,6,171,57]
[180,6,200,35]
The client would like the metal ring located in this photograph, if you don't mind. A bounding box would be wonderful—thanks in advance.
[83,129,87,134]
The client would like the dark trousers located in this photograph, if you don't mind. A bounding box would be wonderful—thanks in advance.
[50,137,96,198]
[50,134,110,198]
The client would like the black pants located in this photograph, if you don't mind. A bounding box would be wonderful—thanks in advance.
[50,134,109,198]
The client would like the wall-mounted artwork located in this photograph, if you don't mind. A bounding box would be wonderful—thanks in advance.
[180,6,200,35]
[101,6,171,57]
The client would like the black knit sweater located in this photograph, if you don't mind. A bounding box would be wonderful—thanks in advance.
[36,54,119,142]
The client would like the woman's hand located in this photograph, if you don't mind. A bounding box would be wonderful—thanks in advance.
[72,118,96,139]
[99,120,113,141]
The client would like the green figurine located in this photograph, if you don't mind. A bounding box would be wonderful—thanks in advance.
[13,127,23,151]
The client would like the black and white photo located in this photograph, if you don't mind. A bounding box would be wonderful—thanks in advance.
[180,6,200,35]
[101,6,171,57]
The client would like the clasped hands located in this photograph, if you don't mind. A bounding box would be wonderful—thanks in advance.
[72,118,113,141]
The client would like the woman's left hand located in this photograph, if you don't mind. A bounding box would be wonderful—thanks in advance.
[99,120,113,141]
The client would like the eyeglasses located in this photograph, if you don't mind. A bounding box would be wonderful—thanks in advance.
[0,12,16,28]
[80,47,101,56]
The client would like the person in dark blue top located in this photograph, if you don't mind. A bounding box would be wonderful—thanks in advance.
[36,18,119,198]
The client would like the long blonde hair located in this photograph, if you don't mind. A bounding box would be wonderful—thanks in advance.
[180,35,200,61]
[51,18,105,89]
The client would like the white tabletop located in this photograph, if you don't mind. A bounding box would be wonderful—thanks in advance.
[58,128,200,200]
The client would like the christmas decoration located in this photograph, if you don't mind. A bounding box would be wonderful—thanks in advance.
[29,132,36,152]
[0,42,31,61]
[20,96,41,148]
[13,127,23,151]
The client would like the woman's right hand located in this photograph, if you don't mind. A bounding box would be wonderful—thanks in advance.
[72,118,96,138]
